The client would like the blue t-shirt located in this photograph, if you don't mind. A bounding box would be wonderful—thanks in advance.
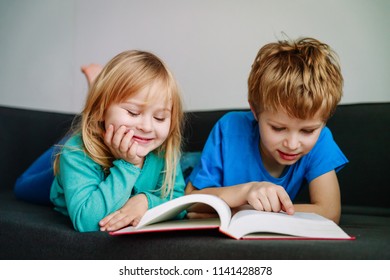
[189,111,348,200]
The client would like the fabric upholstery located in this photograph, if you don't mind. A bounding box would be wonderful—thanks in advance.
[0,103,389,259]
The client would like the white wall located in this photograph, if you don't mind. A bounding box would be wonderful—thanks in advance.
[0,0,389,113]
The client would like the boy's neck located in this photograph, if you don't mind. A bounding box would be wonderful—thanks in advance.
[259,142,286,178]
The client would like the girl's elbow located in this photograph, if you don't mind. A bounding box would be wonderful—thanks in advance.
[72,211,101,232]
[73,219,100,232]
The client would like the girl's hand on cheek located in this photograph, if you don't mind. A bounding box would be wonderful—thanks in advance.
[104,124,144,168]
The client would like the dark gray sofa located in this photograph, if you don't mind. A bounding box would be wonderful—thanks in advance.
[1,103,389,259]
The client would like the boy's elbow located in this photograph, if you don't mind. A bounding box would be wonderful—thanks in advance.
[330,211,341,224]
[324,207,341,224]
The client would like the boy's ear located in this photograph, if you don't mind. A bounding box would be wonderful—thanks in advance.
[249,102,259,121]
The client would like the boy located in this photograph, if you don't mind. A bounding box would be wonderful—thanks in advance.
[186,37,348,223]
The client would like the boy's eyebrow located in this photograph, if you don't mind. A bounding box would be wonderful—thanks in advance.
[300,125,323,130]
[267,119,323,129]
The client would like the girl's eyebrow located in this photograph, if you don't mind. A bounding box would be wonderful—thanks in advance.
[122,101,172,113]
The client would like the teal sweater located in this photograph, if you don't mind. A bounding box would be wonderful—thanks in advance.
[50,134,185,232]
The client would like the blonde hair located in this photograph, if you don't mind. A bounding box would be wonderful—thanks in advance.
[54,50,184,198]
[248,37,343,121]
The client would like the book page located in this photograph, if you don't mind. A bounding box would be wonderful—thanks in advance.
[136,194,232,230]
[226,210,352,240]
[113,218,221,235]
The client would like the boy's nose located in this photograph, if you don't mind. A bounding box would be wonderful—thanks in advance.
[283,134,300,150]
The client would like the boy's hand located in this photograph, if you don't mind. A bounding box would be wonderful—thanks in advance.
[104,124,144,168]
[99,194,149,231]
[246,182,295,215]
[186,212,219,219]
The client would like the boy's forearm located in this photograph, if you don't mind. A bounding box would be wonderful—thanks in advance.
[293,203,341,224]
[185,182,250,208]
[300,171,342,224]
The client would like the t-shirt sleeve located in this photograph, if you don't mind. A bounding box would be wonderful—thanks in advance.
[305,127,349,183]
[188,120,224,189]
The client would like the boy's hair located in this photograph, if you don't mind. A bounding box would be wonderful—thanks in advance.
[248,37,343,121]
[55,50,184,198]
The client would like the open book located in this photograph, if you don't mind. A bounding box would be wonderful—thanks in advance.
[110,194,354,240]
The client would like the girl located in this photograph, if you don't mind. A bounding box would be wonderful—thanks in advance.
[50,50,186,232]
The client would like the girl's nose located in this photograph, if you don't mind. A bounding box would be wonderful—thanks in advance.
[136,116,153,132]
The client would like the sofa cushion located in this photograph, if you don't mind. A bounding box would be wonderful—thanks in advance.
[1,104,389,260]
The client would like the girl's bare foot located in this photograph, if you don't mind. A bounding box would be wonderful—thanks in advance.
[81,64,103,88]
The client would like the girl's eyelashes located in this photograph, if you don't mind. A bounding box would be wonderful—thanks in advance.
[127,110,139,117]
[154,117,166,122]
[127,111,168,122]
[125,106,170,122]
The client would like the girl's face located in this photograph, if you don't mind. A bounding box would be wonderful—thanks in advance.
[255,108,324,177]
[104,81,172,158]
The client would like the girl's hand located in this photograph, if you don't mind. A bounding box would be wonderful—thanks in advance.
[99,194,149,231]
[104,124,144,168]
[246,182,295,215]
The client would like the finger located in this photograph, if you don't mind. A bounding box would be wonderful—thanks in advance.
[187,212,219,219]
[247,193,264,211]
[276,189,295,215]
[127,140,139,159]
[107,216,137,232]
[261,197,274,212]
[132,217,141,227]
[120,130,134,153]
[104,124,114,146]
[105,212,127,228]
[99,211,119,231]
[112,126,127,149]
[99,211,116,227]
[267,190,283,213]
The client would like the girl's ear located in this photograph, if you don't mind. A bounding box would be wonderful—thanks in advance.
[248,101,259,121]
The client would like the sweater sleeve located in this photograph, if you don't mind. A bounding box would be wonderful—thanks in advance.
[53,144,141,232]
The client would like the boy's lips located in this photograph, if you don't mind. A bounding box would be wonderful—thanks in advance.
[277,150,300,161]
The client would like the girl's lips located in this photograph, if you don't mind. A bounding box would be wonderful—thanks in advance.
[277,150,300,161]
[133,135,153,144]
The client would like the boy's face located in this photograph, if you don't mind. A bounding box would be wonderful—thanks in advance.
[255,108,324,173]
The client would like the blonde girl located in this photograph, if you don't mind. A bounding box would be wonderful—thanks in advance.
[51,50,185,232]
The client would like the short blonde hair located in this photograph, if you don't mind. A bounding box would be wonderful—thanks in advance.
[55,50,184,198]
[248,37,343,121]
